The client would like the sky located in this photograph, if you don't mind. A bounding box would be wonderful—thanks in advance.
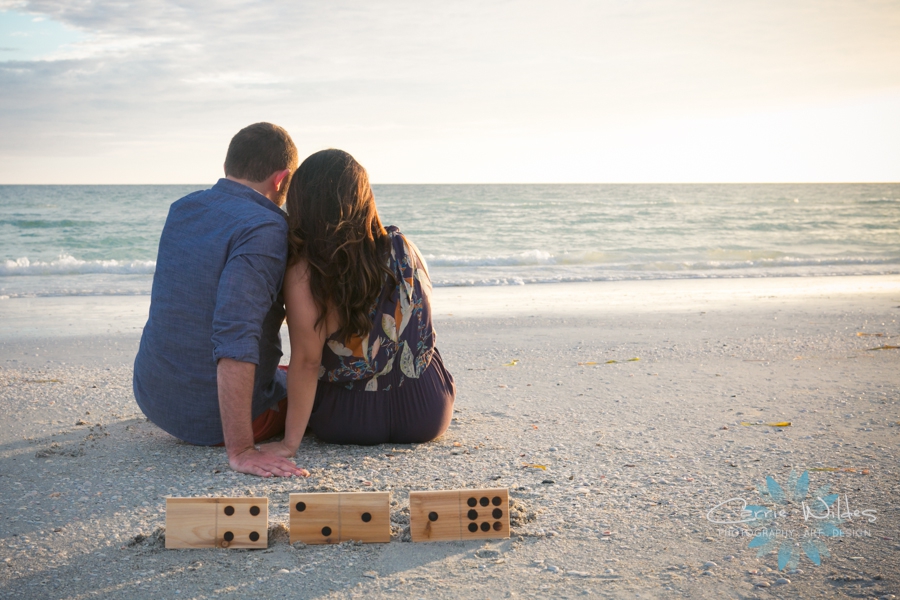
[1,0,899,184]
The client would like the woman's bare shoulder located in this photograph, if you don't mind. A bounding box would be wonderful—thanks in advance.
[284,258,311,287]
[284,257,340,337]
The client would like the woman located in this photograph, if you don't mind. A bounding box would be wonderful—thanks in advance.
[260,149,455,459]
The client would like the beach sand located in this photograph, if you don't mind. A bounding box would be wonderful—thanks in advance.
[1,275,898,598]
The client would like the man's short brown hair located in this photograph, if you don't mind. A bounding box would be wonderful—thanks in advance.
[224,123,298,182]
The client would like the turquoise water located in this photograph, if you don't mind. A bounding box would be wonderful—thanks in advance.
[1,183,898,297]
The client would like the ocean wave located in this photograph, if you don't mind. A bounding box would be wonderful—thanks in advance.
[1,254,156,276]
[1,263,898,297]
[0,219,96,229]
[0,289,151,299]
[424,250,900,269]
[1,252,898,297]
[425,249,557,267]
[430,264,900,287]
[2,252,898,277]
[674,256,900,270]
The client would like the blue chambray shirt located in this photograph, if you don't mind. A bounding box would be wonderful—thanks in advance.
[133,178,288,445]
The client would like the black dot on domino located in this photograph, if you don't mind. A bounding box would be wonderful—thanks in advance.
[321,526,332,537]
[479,497,489,507]
[493,522,502,531]
[467,497,477,507]
[493,508,503,519]
[468,523,478,533]
[250,506,260,516]
[467,509,478,520]
[492,496,502,506]
[480,522,490,532]
[428,511,439,522]
[361,512,372,523]
[223,531,234,542]
[224,505,235,516]
[249,531,260,542]
[295,502,306,512]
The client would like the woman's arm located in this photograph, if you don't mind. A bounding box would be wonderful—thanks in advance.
[259,259,326,457]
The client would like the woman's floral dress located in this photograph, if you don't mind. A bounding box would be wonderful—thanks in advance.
[319,226,435,392]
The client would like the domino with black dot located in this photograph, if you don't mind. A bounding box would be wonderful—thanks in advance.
[289,492,390,544]
[409,488,510,542]
[165,497,268,549]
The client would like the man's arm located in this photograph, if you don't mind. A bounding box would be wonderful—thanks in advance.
[211,216,301,478]
[218,357,307,477]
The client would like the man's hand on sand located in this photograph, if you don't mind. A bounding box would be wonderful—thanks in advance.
[228,446,309,478]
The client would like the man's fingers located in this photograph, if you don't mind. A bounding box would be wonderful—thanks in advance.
[271,466,304,478]
[268,456,306,477]
[276,465,306,478]
[261,458,300,478]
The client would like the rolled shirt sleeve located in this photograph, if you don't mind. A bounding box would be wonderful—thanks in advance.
[212,220,287,365]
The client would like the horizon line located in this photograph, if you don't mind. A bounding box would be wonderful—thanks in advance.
[1,181,899,186]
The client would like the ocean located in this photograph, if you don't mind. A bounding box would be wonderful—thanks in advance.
[1,183,898,298]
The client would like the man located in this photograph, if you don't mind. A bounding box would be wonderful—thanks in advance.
[134,122,307,478]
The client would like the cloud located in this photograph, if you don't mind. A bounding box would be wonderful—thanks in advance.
[0,0,899,182]
[182,72,291,87]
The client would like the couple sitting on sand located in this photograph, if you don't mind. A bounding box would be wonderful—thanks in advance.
[133,123,455,478]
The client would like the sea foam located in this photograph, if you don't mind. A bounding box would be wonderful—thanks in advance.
[1,255,156,276]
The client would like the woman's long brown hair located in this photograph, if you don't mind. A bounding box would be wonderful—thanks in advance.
[285,149,395,341]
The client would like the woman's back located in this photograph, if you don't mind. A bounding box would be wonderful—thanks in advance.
[321,226,435,392]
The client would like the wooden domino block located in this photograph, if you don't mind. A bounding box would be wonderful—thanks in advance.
[166,498,216,548]
[289,492,390,544]
[165,497,268,549]
[409,488,509,542]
